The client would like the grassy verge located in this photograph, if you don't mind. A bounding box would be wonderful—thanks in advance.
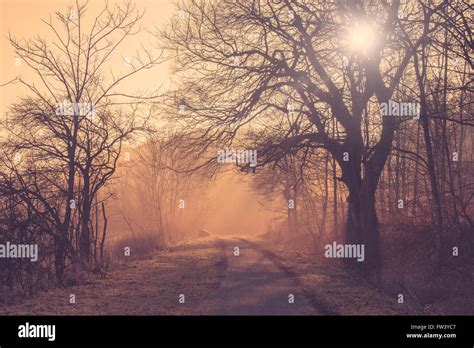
[254,239,422,315]
[0,237,226,315]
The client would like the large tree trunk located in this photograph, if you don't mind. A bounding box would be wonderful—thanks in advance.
[56,113,80,284]
[345,178,380,283]
[337,116,395,284]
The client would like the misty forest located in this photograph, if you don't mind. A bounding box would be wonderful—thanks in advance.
[0,0,473,315]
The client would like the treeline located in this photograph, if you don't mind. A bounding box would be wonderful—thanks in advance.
[0,1,160,300]
[105,132,211,258]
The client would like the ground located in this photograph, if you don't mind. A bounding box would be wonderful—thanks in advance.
[0,236,417,315]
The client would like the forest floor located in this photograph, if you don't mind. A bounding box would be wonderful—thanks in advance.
[0,236,417,315]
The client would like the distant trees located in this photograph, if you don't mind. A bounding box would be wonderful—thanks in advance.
[114,132,211,248]
[0,0,159,288]
[251,154,302,240]
[251,149,335,244]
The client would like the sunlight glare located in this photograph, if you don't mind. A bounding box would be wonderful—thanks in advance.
[348,22,376,54]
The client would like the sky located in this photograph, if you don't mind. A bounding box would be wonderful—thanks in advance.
[0,0,176,117]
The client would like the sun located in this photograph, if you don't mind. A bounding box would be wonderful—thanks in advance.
[347,22,377,54]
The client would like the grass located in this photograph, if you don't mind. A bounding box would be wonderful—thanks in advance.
[253,238,422,315]
[0,237,226,315]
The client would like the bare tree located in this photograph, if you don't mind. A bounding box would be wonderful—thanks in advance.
[1,0,161,283]
[161,0,450,280]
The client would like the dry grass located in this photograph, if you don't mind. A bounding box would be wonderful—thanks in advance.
[0,237,226,315]
[254,238,421,315]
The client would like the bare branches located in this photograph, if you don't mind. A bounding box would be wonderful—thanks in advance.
[1,0,161,284]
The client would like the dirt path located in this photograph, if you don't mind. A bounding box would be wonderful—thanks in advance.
[202,238,320,315]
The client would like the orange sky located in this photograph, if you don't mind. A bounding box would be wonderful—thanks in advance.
[0,0,176,117]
